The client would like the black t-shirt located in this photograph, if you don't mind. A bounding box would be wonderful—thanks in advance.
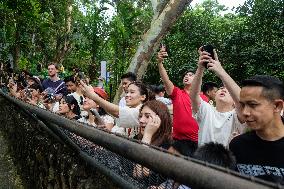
[229,131,284,184]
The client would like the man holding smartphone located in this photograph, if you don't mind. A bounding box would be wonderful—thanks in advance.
[157,45,207,156]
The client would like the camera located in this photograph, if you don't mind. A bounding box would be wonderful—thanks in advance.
[44,87,55,102]
[47,94,55,102]
[201,44,215,68]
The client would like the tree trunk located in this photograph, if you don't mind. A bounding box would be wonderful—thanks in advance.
[13,26,20,72]
[52,0,73,64]
[113,0,192,103]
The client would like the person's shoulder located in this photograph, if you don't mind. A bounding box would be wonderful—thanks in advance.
[199,98,215,112]
[229,131,255,147]
[170,86,181,98]
[199,92,209,102]
[120,104,141,112]
[57,79,65,83]
[172,85,180,92]
[42,78,50,83]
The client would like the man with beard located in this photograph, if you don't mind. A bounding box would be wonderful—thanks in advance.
[42,63,67,96]
[157,46,207,156]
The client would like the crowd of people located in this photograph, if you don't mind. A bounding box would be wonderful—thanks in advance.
[0,45,283,187]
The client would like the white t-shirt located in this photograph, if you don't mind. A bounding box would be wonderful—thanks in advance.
[156,96,172,105]
[119,96,126,107]
[101,114,115,124]
[78,117,97,127]
[194,99,246,147]
[115,104,142,137]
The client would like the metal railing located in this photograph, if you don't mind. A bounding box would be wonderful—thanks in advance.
[0,90,282,189]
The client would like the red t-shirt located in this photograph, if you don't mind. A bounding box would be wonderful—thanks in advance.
[171,86,208,142]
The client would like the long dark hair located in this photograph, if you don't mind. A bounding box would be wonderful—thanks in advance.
[62,95,81,116]
[140,100,172,146]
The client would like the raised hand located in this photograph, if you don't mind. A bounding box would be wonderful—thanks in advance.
[206,50,226,77]
[198,46,211,69]
[26,97,37,106]
[79,80,98,100]
[157,44,168,63]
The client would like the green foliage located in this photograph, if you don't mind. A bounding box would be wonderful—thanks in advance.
[18,57,29,70]
[0,0,283,95]
[144,0,284,87]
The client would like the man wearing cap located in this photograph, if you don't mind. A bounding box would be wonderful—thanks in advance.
[93,87,108,100]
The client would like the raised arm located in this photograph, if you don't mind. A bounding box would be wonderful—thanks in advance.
[207,51,240,107]
[190,48,208,114]
[80,81,120,118]
[157,47,174,95]
[207,50,244,122]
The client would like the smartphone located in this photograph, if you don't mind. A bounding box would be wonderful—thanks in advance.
[201,44,215,68]
[160,43,168,58]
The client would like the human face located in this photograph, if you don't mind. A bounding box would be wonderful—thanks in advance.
[139,106,157,135]
[207,87,218,101]
[239,86,277,131]
[48,65,57,77]
[215,87,234,105]
[121,78,132,92]
[125,84,145,107]
[27,79,35,87]
[65,81,77,93]
[83,97,97,111]
[58,99,71,114]
[183,72,195,85]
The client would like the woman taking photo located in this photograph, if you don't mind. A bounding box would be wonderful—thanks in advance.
[78,87,114,131]
[80,81,152,137]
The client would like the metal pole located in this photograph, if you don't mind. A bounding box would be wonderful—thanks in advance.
[0,91,282,189]
[41,120,136,189]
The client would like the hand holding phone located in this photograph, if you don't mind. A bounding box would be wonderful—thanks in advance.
[159,43,168,58]
[201,44,215,68]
